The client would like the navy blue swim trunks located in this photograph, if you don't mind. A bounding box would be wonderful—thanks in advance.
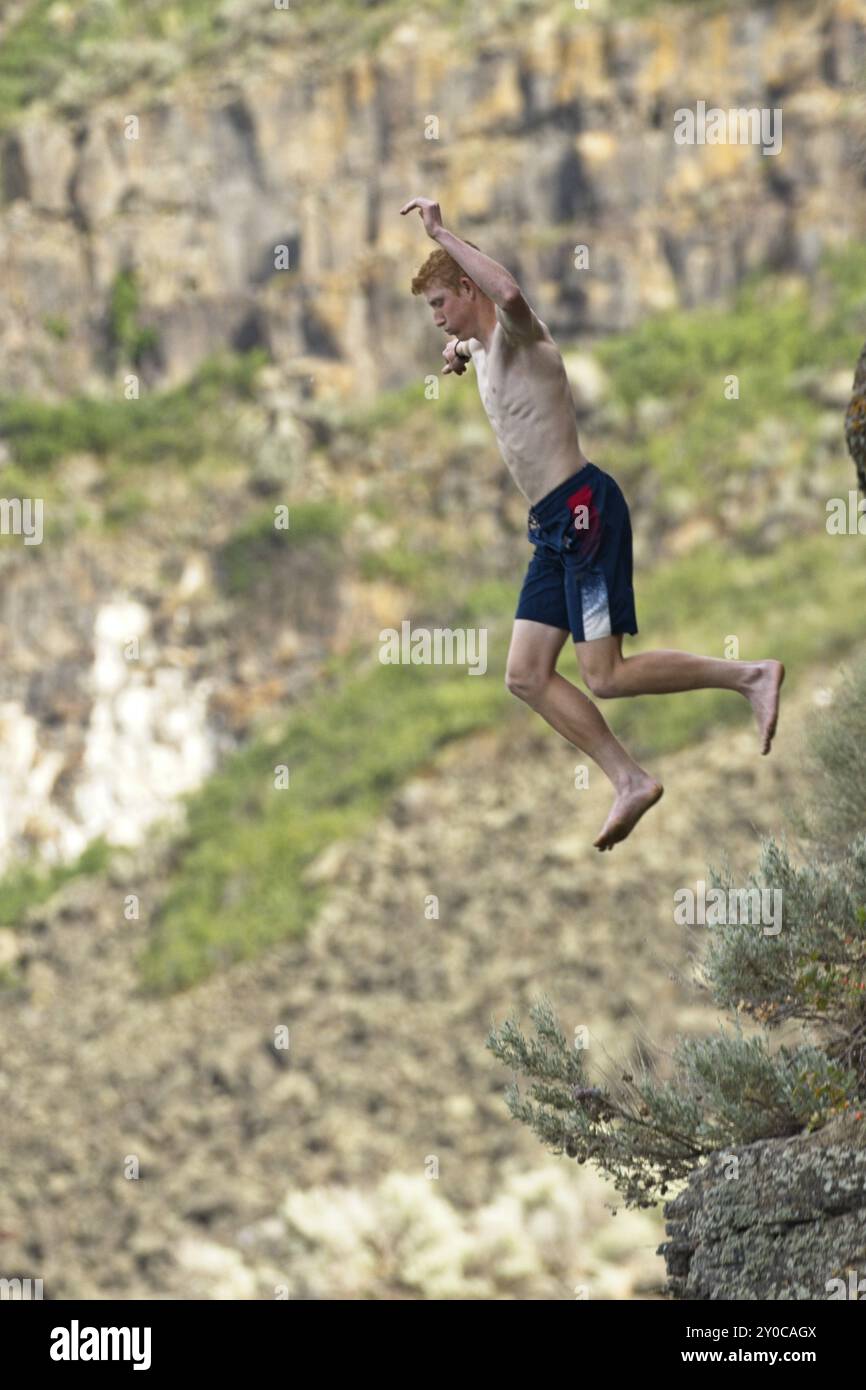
[514,462,638,643]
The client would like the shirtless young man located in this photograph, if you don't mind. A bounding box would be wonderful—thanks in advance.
[401,196,784,850]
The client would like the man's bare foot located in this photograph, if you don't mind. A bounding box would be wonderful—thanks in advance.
[594,775,664,851]
[743,659,785,754]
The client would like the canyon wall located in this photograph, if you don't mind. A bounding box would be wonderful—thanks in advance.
[0,1,864,403]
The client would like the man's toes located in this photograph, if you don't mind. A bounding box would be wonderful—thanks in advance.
[596,826,621,851]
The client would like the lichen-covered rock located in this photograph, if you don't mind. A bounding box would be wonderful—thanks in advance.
[658,1114,866,1299]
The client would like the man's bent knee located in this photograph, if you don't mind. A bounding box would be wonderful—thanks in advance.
[582,668,619,700]
[505,666,551,705]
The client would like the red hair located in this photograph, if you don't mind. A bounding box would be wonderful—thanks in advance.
[411,240,481,296]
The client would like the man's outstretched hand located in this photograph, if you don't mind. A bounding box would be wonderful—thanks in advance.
[400,196,443,238]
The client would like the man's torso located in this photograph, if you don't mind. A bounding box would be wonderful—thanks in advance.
[467,307,589,506]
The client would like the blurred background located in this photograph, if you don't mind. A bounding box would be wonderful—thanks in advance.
[0,0,865,1299]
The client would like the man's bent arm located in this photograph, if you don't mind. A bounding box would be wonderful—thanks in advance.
[432,226,520,307]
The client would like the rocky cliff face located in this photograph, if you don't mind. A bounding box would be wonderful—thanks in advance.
[659,1113,866,1299]
[0,0,861,878]
[0,453,340,870]
[1,0,864,400]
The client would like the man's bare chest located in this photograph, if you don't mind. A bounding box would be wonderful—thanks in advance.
[474,349,546,425]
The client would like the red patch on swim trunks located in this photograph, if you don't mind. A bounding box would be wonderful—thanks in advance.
[566,484,601,558]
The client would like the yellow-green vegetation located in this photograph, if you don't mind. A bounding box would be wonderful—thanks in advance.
[43,315,70,341]
[0,348,266,471]
[107,269,160,370]
[217,499,353,595]
[0,344,270,537]
[0,0,761,133]
[338,378,464,441]
[0,0,239,128]
[591,250,865,511]
[285,0,753,79]
[0,837,110,930]
[792,652,866,853]
[358,541,453,587]
[139,659,503,992]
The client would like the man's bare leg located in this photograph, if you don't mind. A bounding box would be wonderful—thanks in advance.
[505,620,664,851]
[576,636,785,756]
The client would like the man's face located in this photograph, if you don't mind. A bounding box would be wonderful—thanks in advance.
[424,280,475,339]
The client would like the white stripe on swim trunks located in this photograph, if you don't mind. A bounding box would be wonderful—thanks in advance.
[581,570,611,639]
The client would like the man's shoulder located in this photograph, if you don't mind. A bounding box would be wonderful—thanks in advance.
[494,298,552,348]
[465,314,556,361]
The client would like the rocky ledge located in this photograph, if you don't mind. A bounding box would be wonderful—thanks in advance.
[658,1112,866,1299]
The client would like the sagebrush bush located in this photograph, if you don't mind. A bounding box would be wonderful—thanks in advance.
[704,835,866,1078]
[486,998,860,1209]
[487,652,866,1208]
[788,651,866,853]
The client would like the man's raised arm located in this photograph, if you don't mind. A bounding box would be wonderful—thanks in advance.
[431,226,520,308]
[400,197,540,341]
[435,226,542,343]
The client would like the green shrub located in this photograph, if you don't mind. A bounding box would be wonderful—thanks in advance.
[0,0,240,128]
[486,998,861,1210]
[216,499,350,594]
[139,657,503,993]
[107,268,159,369]
[790,652,866,852]
[0,348,268,470]
[0,837,111,928]
[43,315,70,341]
[703,835,866,1069]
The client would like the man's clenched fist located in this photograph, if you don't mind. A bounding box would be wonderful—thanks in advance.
[442,338,468,375]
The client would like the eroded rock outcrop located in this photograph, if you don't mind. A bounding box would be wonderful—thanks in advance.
[658,1113,866,1299]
